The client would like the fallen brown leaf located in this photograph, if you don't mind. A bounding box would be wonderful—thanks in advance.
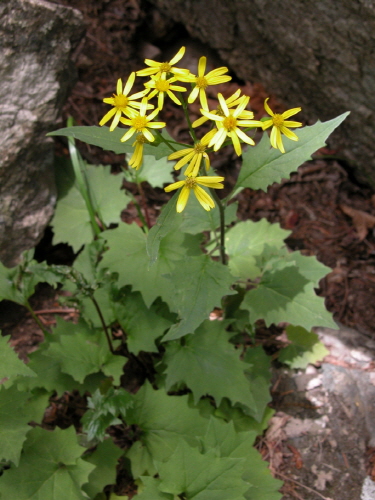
[340,204,375,240]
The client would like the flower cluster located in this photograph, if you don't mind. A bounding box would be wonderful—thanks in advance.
[99,47,302,212]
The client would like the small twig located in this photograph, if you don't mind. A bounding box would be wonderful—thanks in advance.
[33,308,78,315]
[275,471,333,500]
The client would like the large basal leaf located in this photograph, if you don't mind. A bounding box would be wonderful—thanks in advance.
[82,438,123,499]
[202,418,283,500]
[236,112,349,192]
[162,255,237,341]
[156,438,248,500]
[46,317,124,384]
[278,325,329,369]
[163,320,255,411]
[51,163,130,252]
[0,335,36,382]
[129,154,174,188]
[113,290,172,354]
[226,220,291,280]
[242,264,336,330]
[133,477,173,500]
[0,385,32,466]
[99,222,201,308]
[0,426,95,500]
[125,382,209,478]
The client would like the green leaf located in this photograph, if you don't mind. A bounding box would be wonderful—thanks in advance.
[201,418,282,500]
[242,346,272,422]
[99,222,200,308]
[146,194,179,265]
[0,253,41,305]
[162,256,237,341]
[125,382,209,478]
[163,320,255,411]
[48,126,133,155]
[242,264,336,330]
[51,163,130,252]
[0,426,95,500]
[113,290,172,354]
[128,155,174,188]
[82,388,134,441]
[82,438,123,499]
[156,438,248,500]
[0,385,32,466]
[236,112,350,191]
[226,220,291,280]
[278,325,329,369]
[46,317,124,384]
[0,335,36,381]
[285,250,332,286]
[133,477,173,500]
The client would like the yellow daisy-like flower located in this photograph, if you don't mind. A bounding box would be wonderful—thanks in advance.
[164,175,224,213]
[136,46,190,78]
[128,133,148,170]
[192,89,254,128]
[119,98,165,143]
[181,56,232,111]
[144,74,187,110]
[167,129,217,177]
[262,98,302,153]
[201,93,263,156]
[99,73,150,131]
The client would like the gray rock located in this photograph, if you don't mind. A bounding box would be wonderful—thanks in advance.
[0,0,84,266]
[150,0,375,187]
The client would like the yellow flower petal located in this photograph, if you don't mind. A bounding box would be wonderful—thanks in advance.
[177,185,191,212]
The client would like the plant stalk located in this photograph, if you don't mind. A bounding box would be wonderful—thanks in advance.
[90,295,114,354]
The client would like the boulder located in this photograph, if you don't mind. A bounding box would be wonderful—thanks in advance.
[150,0,375,187]
[0,0,84,266]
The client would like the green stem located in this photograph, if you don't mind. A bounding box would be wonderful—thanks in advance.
[25,301,51,336]
[178,92,198,143]
[90,295,114,354]
[209,189,226,265]
[153,129,177,152]
[67,118,102,237]
[138,182,151,229]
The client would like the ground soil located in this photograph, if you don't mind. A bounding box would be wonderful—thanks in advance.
[2,1,375,499]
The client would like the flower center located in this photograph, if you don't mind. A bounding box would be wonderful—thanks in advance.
[185,177,197,188]
[196,76,208,89]
[272,114,284,128]
[194,142,206,153]
[114,94,129,108]
[155,80,170,92]
[223,115,237,131]
[132,116,148,131]
[159,62,171,72]
[135,134,147,144]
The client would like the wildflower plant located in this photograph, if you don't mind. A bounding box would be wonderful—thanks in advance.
[0,47,349,500]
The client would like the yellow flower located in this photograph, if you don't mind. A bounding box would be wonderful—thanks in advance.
[167,129,217,177]
[119,97,165,143]
[164,175,224,213]
[144,74,187,110]
[181,57,232,110]
[262,98,302,153]
[99,73,150,131]
[201,93,263,156]
[128,133,148,170]
[192,89,254,128]
[136,46,190,78]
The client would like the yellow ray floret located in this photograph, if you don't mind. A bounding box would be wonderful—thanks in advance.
[164,175,225,213]
[144,74,187,110]
[128,133,148,170]
[180,56,232,111]
[99,73,150,131]
[136,46,190,78]
[167,129,217,177]
[192,89,254,128]
[119,98,165,143]
[262,98,302,153]
[201,93,263,156]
